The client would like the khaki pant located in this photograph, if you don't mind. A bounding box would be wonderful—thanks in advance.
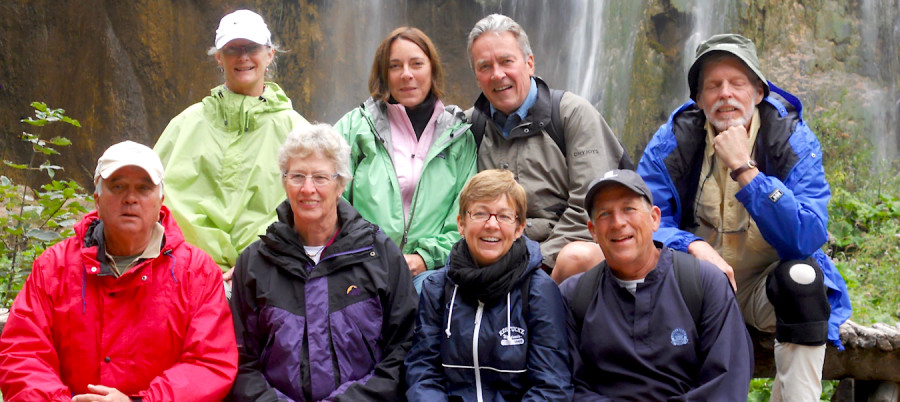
[736,261,825,401]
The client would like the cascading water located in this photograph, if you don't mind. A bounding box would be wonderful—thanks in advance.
[860,0,900,163]
[471,0,644,136]
[678,0,739,108]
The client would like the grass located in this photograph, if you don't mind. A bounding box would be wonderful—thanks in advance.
[815,107,900,326]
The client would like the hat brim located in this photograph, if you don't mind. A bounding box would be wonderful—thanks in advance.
[688,50,769,101]
[215,33,269,50]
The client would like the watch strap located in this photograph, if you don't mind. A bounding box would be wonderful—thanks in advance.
[730,159,758,181]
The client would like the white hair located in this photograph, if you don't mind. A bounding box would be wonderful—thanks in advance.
[467,14,533,70]
[278,123,352,189]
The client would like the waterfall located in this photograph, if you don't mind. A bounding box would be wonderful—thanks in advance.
[860,0,900,163]
[677,0,739,108]
[473,0,644,136]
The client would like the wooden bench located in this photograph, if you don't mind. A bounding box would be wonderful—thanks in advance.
[751,320,900,401]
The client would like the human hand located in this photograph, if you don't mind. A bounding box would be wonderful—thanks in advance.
[405,254,427,277]
[71,384,131,402]
[688,240,737,291]
[222,267,235,283]
[713,124,752,171]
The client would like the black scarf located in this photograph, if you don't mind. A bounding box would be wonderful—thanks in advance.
[447,236,528,305]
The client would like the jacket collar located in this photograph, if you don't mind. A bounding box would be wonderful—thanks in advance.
[76,205,183,277]
[473,76,553,140]
[261,199,378,277]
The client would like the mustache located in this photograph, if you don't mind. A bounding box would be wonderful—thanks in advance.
[711,98,745,112]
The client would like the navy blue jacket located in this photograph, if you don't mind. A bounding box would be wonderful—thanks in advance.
[636,83,851,346]
[230,200,417,401]
[405,238,573,401]
[560,248,753,401]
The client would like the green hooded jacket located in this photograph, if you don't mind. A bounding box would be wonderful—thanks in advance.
[154,82,308,271]
[335,97,476,270]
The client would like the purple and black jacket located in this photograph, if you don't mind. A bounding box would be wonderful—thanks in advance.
[230,199,417,401]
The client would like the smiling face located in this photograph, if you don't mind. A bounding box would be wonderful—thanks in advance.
[458,194,526,267]
[283,151,342,230]
[387,38,433,108]
[470,31,535,115]
[215,38,274,97]
[587,184,661,279]
[95,166,162,255]
[696,56,764,133]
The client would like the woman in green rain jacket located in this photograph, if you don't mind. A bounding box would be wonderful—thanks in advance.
[154,10,308,279]
[335,27,476,292]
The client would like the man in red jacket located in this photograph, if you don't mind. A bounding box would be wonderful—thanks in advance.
[0,141,237,401]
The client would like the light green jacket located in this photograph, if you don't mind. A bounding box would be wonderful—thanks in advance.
[154,83,308,271]
[335,97,477,270]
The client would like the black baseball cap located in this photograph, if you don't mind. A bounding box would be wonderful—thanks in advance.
[584,169,653,218]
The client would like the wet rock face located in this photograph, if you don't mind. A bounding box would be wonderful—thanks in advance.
[1,0,897,186]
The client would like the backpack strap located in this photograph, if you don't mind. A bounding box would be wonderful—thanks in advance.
[571,262,605,335]
[548,88,634,169]
[548,89,567,157]
[469,107,488,149]
[671,249,703,328]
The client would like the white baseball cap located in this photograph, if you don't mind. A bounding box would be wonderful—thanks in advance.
[215,9,271,50]
[93,141,164,185]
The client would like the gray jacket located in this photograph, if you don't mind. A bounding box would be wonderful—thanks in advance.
[468,77,629,267]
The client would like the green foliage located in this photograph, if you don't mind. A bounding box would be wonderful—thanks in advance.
[0,102,90,309]
[812,103,900,325]
[749,378,836,401]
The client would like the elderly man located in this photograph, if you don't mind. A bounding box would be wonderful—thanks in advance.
[560,169,753,400]
[466,14,633,283]
[637,33,852,400]
[0,141,238,401]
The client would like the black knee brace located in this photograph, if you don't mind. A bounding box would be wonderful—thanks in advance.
[765,258,830,345]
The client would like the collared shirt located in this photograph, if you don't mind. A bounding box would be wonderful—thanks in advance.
[105,222,165,277]
[489,77,538,137]
[692,108,779,281]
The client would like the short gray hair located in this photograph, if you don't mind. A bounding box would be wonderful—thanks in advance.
[466,14,533,70]
[94,177,164,199]
[278,123,352,189]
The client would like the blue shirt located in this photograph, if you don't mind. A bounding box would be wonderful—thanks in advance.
[490,77,538,137]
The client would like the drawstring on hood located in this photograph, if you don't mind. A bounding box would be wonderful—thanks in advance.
[505,293,513,344]
[445,284,459,338]
[166,250,179,284]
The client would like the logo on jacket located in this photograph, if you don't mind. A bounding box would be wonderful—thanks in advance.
[346,285,361,296]
[670,328,689,346]
[768,189,784,203]
[499,326,526,346]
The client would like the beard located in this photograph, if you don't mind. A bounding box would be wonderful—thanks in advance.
[706,97,755,132]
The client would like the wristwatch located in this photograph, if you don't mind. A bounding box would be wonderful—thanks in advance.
[730,159,758,181]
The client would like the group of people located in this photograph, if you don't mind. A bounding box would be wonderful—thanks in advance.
[0,8,850,402]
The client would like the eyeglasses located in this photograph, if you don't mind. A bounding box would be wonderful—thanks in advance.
[283,172,339,187]
[222,44,267,57]
[466,210,518,225]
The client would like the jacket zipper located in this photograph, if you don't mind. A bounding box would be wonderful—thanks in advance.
[473,300,485,402]
[400,123,470,250]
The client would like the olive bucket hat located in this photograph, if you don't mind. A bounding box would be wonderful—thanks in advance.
[688,33,769,101]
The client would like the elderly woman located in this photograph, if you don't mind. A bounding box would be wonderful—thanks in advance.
[229,124,417,401]
[154,9,308,280]
[405,169,573,401]
[335,27,476,293]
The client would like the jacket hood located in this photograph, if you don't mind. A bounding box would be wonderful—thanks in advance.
[258,198,378,278]
[202,82,296,132]
[74,205,184,254]
[362,97,470,154]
